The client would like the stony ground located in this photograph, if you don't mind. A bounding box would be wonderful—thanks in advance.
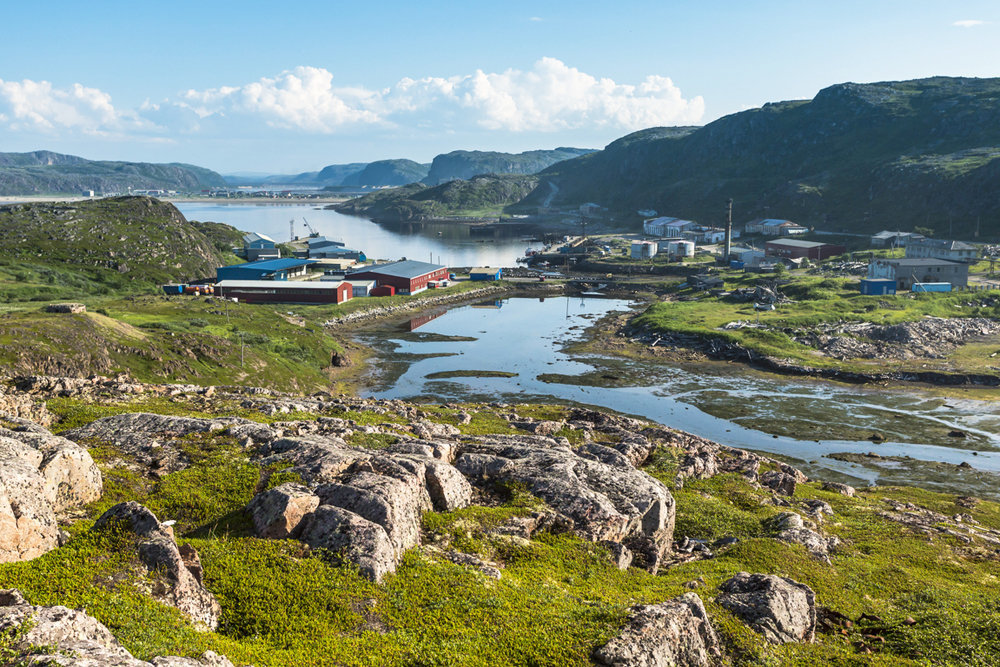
[0,375,999,665]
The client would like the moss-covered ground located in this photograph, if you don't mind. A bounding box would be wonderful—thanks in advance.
[1,398,999,665]
[631,272,1000,378]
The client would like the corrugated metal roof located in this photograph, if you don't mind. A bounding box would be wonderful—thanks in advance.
[243,232,275,244]
[765,239,826,248]
[470,267,501,274]
[349,259,446,279]
[217,280,343,289]
[880,258,963,266]
[230,258,318,271]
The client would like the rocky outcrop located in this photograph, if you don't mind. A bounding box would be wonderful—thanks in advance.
[455,434,675,572]
[0,420,102,562]
[0,588,233,666]
[92,503,221,630]
[247,482,320,539]
[298,504,397,582]
[64,412,276,476]
[769,512,840,561]
[593,593,722,666]
[716,572,816,644]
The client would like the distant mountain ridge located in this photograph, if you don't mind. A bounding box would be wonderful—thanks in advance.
[528,77,1000,238]
[226,147,595,189]
[0,151,226,195]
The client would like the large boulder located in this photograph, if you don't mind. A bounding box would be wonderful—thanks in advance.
[92,503,221,630]
[716,572,816,644]
[0,423,102,562]
[298,505,396,582]
[454,434,675,571]
[247,483,320,539]
[0,588,233,666]
[593,593,722,666]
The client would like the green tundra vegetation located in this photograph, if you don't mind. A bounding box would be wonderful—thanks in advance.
[631,273,1000,376]
[1,397,999,665]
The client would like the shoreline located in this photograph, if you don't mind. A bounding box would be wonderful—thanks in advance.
[0,195,353,206]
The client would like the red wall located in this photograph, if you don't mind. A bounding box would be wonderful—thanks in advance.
[219,283,351,304]
[349,267,449,294]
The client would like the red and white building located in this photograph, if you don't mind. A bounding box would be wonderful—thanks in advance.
[347,260,449,295]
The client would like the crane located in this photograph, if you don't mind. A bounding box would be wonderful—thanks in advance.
[302,217,319,238]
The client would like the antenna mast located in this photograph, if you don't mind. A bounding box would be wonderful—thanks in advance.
[724,198,733,263]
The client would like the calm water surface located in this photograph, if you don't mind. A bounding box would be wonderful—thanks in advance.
[174,202,528,267]
[358,296,1000,495]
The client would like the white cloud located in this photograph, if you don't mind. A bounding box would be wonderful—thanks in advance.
[953,19,987,27]
[0,60,705,143]
[529,16,543,22]
[0,78,150,135]
[177,59,704,134]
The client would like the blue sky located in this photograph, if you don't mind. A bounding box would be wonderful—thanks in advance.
[1,0,998,173]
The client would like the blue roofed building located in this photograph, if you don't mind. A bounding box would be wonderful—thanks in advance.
[242,232,280,261]
[216,258,318,282]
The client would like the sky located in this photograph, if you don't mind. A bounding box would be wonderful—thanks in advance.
[1,0,998,174]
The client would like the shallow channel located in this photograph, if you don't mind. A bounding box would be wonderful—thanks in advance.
[357,296,1000,498]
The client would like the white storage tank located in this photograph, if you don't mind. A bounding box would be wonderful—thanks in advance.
[669,240,695,257]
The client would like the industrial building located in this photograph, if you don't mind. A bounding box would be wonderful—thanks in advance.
[870,231,925,248]
[905,238,979,263]
[867,258,969,290]
[215,280,352,304]
[216,259,318,282]
[241,232,280,261]
[469,268,502,281]
[346,280,377,297]
[347,260,449,295]
[305,237,366,261]
[630,241,658,259]
[765,239,846,260]
[745,219,809,236]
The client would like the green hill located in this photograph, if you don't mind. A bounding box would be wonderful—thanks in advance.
[423,148,595,185]
[0,196,239,301]
[531,77,1000,238]
[0,150,227,195]
[334,174,540,220]
[340,159,430,187]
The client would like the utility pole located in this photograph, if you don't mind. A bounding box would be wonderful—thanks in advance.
[724,198,733,264]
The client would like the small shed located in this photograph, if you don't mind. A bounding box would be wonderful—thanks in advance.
[689,274,724,290]
[860,279,896,295]
[346,280,377,297]
[469,267,502,281]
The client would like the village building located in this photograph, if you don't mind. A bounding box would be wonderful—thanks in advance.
[215,280,352,304]
[347,259,449,295]
[764,239,845,260]
[215,258,317,282]
[241,232,280,261]
[905,238,979,263]
[867,258,969,290]
[469,268,502,281]
[745,219,808,236]
[870,231,925,248]
[643,217,698,237]
[346,280,377,298]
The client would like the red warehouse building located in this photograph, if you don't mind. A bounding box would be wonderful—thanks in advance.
[216,280,352,304]
[765,239,846,260]
[347,260,449,295]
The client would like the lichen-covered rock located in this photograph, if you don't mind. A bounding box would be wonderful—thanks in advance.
[716,572,816,644]
[454,434,675,572]
[0,423,102,562]
[593,593,722,666]
[92,503,221,630]
[423,459,473,511]
[298,504,396,582]
[822,481,856,497]
[247,482,320,539]
[0,589,233,666]
[760,470,798,496]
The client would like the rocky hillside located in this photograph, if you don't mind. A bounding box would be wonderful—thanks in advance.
[532,77,1000,238]
[0,196,234,285]
[334,174,540,220]
[0,150,226,195]
[0,376,998,665]
[423,147,595,185]
[340,159,430,187]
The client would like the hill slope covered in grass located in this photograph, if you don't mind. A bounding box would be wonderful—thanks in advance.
[423,147,595,185]
[334,174,540,220]
[530,77,1000,238]
[0,196,239,301]
[0,150,226,195]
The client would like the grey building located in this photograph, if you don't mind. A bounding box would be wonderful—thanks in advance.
[870,231,924,248]
[867,258,969,290]
[905,238,978,263]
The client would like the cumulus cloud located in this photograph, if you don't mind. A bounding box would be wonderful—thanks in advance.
[175,59,704,134]
[953,19,986,27]
[0,78,150,135]
[0,60,704,143]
